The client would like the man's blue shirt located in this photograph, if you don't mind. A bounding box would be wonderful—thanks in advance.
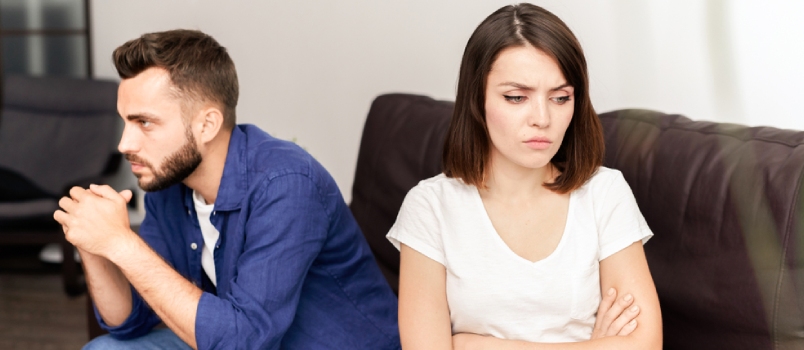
[95,124,400,349]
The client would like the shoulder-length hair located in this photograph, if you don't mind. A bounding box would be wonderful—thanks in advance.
[442,3,604,194]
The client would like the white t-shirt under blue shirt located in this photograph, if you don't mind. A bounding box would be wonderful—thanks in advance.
[386,167,652,343]
[193,190,220,286]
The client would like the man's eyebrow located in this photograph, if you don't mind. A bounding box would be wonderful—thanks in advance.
[126,113,156,121]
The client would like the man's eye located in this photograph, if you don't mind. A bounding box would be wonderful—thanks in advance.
[141,120,152,127]
[504,95,525,103]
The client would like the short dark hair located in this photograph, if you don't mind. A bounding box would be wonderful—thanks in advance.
[442,3,604,193]
[113,29,238,129]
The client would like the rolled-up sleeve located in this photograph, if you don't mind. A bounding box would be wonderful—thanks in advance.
[195,173,329,349]
[94,286,161,339]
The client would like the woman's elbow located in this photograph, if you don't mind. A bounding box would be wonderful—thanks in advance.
[626,330,663,350]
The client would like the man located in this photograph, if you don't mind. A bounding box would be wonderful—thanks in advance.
[54,29,400,349]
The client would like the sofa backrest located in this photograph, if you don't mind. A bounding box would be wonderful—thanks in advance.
[350,94,452,292]
[601,109,804,350]
[350,94,804,349]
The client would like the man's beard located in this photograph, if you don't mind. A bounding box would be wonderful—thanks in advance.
[125,132,202,192]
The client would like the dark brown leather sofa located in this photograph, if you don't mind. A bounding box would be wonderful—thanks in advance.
[350,93,804,350]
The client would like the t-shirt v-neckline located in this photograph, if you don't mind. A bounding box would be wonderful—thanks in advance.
[471,186,574,267]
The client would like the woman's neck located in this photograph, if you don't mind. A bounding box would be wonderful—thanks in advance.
[480,153,557,202]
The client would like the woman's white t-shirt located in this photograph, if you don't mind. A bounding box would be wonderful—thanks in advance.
[386,167,652,343]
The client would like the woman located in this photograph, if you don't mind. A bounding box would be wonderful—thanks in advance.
[387,3,662,349]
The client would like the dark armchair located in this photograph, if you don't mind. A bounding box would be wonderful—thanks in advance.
[0,75,121,296]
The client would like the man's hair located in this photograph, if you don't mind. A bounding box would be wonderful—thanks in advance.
[113,29,239,129]
[442,3,604,193]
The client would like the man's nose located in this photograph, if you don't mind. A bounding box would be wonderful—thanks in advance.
[117,124,139,154]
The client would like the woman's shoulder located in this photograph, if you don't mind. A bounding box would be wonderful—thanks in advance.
[582,166,627,190]
[572,167,633,203]
[408,173,476,199]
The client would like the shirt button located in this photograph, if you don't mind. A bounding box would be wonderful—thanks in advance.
[212,211,216,216]
[187,210,191,216]
[190,242,198,250]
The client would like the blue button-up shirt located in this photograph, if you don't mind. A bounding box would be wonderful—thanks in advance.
[96,125,401,349]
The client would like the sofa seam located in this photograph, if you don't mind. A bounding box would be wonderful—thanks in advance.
[771,168,803,349]
[607,112,804,148]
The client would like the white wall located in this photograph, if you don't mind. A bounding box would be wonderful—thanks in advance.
[91,0,804,201]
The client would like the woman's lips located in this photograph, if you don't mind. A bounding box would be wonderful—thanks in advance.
[524,137,552,150]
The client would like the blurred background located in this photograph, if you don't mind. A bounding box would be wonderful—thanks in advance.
[89,0,804,201]
[1,0,803,348]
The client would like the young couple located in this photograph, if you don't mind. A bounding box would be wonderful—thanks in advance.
[55,3,661,349]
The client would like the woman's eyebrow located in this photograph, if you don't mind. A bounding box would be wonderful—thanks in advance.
[498,82,534,90]
[550,83,572,91]
[497,82,572,91]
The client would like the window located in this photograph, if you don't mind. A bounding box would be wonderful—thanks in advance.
[0,0,91,79]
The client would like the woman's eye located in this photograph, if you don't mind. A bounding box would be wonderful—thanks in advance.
[504,95,525,103]
[552,96,572,105]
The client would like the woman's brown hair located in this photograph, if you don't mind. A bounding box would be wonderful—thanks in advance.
[442,3,604,193]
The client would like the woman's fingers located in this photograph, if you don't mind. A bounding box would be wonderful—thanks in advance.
[601,293,634,336]
[617,318,638,336]
[598,287,617,317]
[593,288,616,336]
[607,304,640,336]
[593,289,642,338]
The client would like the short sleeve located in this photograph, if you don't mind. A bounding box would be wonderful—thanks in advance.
[596,170,653,260]
[386,184,446,266]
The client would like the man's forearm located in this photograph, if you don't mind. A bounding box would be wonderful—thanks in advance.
[80,248,134,327]
[108,233,203,349]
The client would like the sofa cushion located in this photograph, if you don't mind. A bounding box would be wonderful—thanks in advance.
[600,109,804,350]
[350,94,453,292]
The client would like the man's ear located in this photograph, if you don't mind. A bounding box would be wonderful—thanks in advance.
[198,107,224,144]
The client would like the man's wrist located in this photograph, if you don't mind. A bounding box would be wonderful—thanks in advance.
[104,229,146,266]
[76,247,103,265]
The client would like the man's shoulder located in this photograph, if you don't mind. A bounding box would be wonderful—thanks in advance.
[238,124,311,172]
[237,124,333,190]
